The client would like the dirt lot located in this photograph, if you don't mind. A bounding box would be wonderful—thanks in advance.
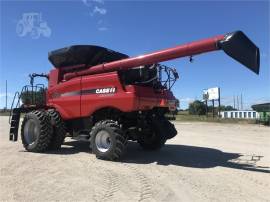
[0,116,269,202]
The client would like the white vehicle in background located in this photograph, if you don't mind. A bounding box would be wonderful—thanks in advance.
[16,13,51,39]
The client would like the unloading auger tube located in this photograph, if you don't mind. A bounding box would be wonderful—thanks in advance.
[64,31,260,80]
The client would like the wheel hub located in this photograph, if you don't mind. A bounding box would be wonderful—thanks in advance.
[23,119,38,145]
[95,130,112,152]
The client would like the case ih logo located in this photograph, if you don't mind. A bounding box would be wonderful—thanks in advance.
[95,87,116,94]
[81,87,117,95]
[52,87,117,98]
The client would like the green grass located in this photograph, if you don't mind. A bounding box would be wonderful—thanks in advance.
[1,110,257,125]
[167,111,256,124]
[0,111,10,116]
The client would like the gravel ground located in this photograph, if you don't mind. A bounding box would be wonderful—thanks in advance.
[0,116,269,202]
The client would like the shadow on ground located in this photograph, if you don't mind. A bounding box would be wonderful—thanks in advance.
[46,140,91,155]
[123,142,269,173]
[48,140,269,173]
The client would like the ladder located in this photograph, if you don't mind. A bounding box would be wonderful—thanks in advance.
[9,91,21,141]
[8,85,46,141]
[9,108,21,141]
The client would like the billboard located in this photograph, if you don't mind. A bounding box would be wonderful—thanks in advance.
[203,87,220,100]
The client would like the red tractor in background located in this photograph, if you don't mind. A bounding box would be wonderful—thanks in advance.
[9,31,260,161]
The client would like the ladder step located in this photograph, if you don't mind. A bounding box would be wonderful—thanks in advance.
[9,108,21,142]
[9,133,18,141]
[11,121,19,124]
[11,115,20,118]
[10,126,19,132]
[9,133,14,141]
[10,122,19,126]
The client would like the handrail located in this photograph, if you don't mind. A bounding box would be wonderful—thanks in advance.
[9,84,46,124]
[157,64,179,90]
[9,91,20,124]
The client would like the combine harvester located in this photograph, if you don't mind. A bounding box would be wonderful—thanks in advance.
[9,31,260,160]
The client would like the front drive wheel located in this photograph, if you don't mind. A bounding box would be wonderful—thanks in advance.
[21,110,53,152]
[90,120,127,161]
[47,110,66,150]
[138,117,169,150]
[138,130,166,151]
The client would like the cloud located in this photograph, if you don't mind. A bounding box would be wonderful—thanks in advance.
[82,0,92,7]
[82,0,104,6]
[92,0,104,4]
[98,27,108,31]
[92,6,107,15]
[81,0,108,31]
[179,97,195,103]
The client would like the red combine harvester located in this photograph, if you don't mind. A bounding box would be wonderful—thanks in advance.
[9,31,260,160]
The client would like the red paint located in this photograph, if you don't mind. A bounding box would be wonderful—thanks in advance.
[47,34,226,120]
[47,76,81,119]
[64,34,224,80]
[47,71,176,120]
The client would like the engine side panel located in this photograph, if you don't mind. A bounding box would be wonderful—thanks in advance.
[47,71,177,120]
[80,72,138,117]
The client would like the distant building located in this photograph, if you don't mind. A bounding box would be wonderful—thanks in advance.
[220,110,259,119]
[252,103,270,125]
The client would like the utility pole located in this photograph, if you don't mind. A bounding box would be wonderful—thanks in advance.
[205,100,208,117]
[5,80,7,112]
[212,99,215,118]
[233,95,235,109]
[241,93,243,110]
[237,95,239,110]
[218,88,221,117]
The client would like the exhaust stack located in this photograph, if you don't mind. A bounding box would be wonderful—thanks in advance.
[64,31,260,80]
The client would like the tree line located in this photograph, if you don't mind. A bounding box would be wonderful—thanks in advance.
[188,100,235,115]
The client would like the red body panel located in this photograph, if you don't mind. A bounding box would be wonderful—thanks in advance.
[47,72,176,120]
[80,72,137,117]
[47,76,81,119]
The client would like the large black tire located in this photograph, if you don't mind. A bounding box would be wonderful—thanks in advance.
[90,120,127,161]
[163,119,177,139]
[47,110,66,150]
[21,110,53,152]
[138,116,177,150]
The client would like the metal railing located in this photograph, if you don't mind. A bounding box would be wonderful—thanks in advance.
[157,64,179,90]
[9,84,46,123]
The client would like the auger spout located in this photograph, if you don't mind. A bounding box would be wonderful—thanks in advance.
[63,31,259,80]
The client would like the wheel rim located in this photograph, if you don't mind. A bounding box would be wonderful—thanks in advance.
[95,130,111,153]
[23,119,39,145]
